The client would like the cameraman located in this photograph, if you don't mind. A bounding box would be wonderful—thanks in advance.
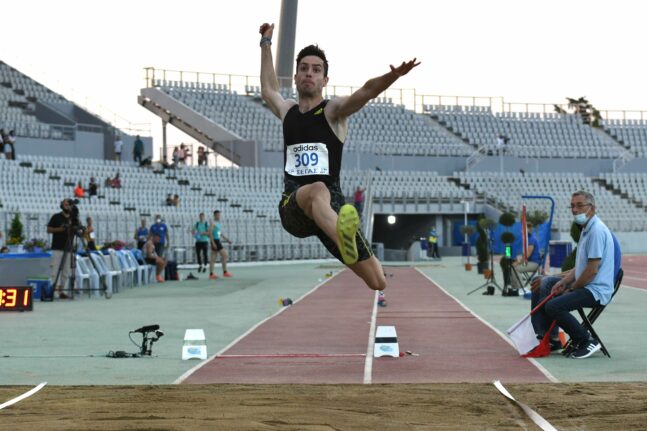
[47,199,76,299]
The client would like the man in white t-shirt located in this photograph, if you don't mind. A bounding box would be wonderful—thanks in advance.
[114,136,124,161]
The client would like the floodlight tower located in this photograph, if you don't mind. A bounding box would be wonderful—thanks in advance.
[275,0,298,90]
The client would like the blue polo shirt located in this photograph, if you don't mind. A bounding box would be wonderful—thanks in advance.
[575,215,614,305]
[527,233,540,264]
[150,222,168,245]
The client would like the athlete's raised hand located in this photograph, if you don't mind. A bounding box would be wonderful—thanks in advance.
[390,58,421,77]
[259,23,274,38]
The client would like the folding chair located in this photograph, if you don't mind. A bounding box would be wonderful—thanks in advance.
[512,251,546,292]
[563,268,623,358]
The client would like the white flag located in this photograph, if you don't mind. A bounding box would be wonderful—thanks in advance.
[507,314,539,355]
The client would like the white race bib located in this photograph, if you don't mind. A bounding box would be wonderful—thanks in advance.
[285,142,329,176]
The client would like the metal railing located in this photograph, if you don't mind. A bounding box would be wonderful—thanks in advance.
[145,67,647,122]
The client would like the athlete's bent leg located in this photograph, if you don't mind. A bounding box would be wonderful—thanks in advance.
[296,182,340,248]
[347,256,387,291]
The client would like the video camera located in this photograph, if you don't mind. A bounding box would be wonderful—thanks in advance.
[63,198,86,237]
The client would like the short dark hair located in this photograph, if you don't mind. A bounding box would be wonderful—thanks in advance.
[296,45,328,77]
[214,210,221,215]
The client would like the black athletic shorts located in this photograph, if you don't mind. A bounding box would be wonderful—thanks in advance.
[278,179,373,264]
[211,239,224,251]
[145,257,157,265]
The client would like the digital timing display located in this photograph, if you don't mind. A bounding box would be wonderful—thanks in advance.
[0,286,33,311]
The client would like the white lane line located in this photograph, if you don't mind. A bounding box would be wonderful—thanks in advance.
[623,284,647,292]
[415,268,559,383]
[363,290,379,384]
[622,275,647,282]
[493,380,558,431]
[173,271,343,384]
[0,382,47,410]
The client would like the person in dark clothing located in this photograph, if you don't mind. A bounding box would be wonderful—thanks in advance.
[259,22,419,292]
[133,135,144,163]
[46,199,76,299]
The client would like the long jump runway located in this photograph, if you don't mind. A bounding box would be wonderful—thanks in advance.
[182,267,550,384]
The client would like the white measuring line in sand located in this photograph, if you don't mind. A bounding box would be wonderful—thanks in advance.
[493,380,557,431]
[415,269,559,383]
[173,271,344,384]
[0,382,47,410]
[363,289,379,384]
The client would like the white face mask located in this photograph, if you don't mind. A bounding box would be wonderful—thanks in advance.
[156,218,161,223]
[573,212,589,225]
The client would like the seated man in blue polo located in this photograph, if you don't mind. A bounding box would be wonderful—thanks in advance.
[510,223,541,291]
[530,190,616,359]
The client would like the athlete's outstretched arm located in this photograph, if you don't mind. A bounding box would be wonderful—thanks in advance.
[326,59,420,121]
[259,22,294,120]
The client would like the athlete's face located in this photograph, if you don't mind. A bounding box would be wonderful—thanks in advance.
[294,55,328,97]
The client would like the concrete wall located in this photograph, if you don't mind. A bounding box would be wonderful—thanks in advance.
[15,132,104,159]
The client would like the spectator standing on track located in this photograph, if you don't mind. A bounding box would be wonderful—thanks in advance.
[47,199,75,299]
[530,191,615,359]
[428,227,441,259]
[193,212,210,273]
[208,210,233,279]
[149,215,169,258]
[258,21,419,292]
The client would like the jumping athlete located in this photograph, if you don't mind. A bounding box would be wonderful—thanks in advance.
[259,22,419,291]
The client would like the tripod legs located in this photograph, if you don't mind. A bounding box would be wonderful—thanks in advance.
[467,273,502,295]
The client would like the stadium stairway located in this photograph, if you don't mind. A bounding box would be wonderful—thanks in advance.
[138,87,258,166]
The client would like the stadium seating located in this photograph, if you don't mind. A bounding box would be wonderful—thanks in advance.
[456,171,647,232]
[602,119,647,158]
[0,61,72,140]
[154,80,473,156]
[425,104,625,159]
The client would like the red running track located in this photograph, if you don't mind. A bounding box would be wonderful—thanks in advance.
[182,267,550,384]
[618,255,647,290]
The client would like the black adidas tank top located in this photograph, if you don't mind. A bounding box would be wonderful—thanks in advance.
[282,100,344,191]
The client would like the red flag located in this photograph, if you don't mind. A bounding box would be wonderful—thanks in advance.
[522,321,557,358]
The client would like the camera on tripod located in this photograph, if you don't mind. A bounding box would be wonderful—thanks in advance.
[63,199,86,237]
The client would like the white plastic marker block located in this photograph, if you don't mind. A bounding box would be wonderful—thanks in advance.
[374,325,399,358]
[182,329,207,360]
